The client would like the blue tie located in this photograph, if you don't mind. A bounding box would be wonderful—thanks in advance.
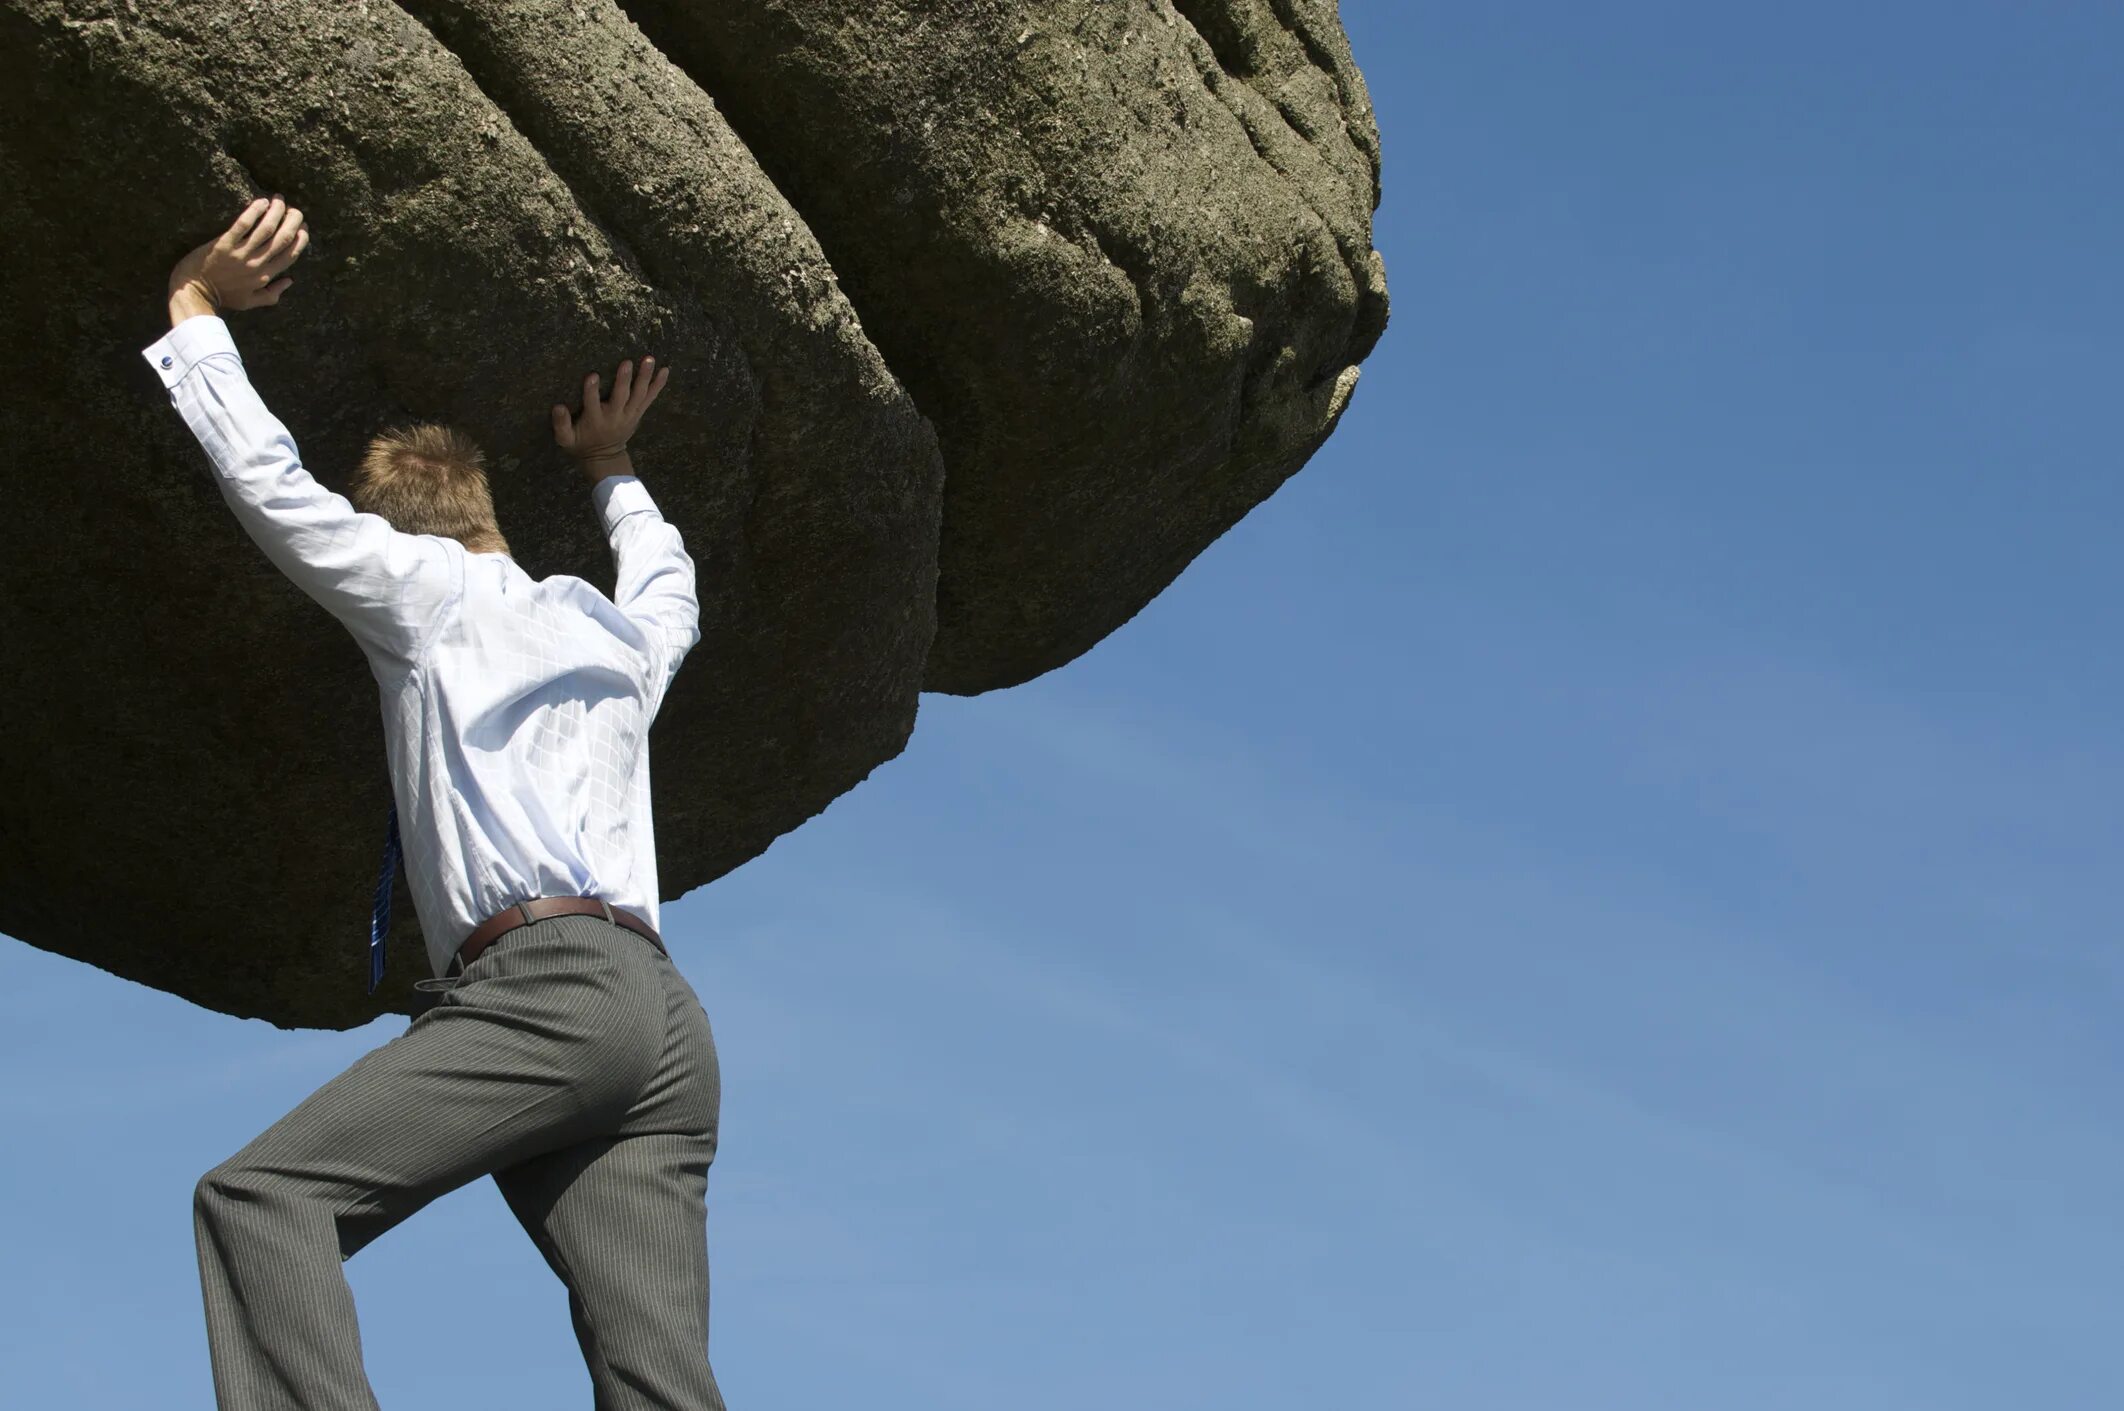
[368,803,401,994]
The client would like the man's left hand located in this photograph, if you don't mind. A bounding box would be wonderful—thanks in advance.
[168,196,310,319]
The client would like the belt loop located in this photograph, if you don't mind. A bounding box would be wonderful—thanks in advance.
[599,898,614,925]
[517,900,535,928]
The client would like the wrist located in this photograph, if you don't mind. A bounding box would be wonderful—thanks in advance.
[167,278,220,327]
[577,449,634,484]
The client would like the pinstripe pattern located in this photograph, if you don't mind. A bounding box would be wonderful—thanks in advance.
[194,915,725,1410]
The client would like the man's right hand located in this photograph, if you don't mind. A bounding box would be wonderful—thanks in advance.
[553,356,670,483]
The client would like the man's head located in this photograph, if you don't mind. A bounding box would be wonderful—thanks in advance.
[351,423,512,558]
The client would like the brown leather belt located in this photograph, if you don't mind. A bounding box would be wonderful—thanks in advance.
[453,896,663,973]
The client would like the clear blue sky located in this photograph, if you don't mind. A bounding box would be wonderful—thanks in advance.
[7,4,2122,1406]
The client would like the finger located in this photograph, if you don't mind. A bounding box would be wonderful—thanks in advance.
[262,277,293,304]
[584,371,601,410]
[262,208,305,265]
[238,196,286,256]
[637,361,669,412]
[551,403,576,449]
[612,358,634,406]
[233,196,279,255]
[227,196,273,245]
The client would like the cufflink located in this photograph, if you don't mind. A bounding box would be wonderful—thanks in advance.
[160,355,173,367]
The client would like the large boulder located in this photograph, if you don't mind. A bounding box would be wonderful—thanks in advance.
[620,0,1390,689]
[0,0,1388,1028]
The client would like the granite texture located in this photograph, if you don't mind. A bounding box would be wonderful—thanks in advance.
[0,0,1386,1027]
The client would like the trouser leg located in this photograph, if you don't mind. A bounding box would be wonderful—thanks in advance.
[192,1161,372,1411]
[191,916,668,1411]
[492,944,725,1411]
[494,1130,726,1411]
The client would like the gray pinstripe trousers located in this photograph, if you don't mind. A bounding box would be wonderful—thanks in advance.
[192,914,726,1410]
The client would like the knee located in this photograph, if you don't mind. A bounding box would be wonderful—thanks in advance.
[193,1164,237,1225]
[195,1160,325,1262]
[193,1161,267,1232]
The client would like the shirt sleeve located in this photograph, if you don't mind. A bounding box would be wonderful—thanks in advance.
[140,314,461,670]
[591,473,701,715]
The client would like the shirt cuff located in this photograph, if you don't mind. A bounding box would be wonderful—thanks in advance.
[590,474,657,533]
[141,313,241,391]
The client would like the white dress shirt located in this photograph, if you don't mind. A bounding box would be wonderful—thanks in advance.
[141,313,701,978]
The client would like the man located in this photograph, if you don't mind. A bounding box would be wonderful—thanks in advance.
[144,195,728,1410]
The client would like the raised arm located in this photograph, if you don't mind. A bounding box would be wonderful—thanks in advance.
[144,198,458,670]
[554,357,699,711]
[594,467,700,712]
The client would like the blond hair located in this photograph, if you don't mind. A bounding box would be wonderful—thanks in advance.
[350,423,511,557]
